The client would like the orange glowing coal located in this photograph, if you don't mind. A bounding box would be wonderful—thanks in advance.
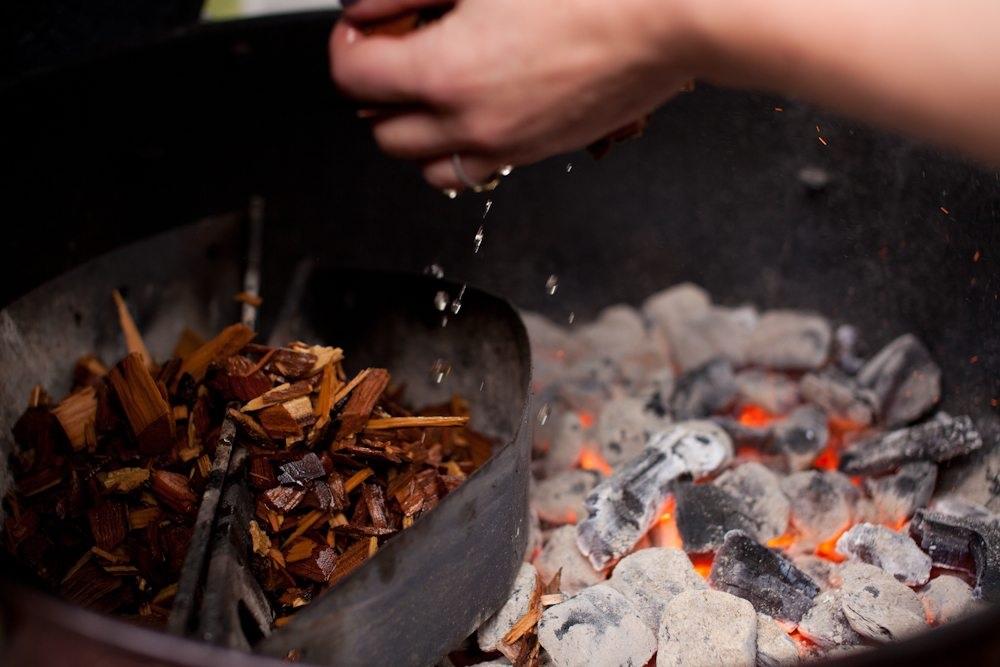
[815,528,848,563]
[690,553,714,579]
[577,410,596,429]
[577,448,613,476]
[738,404,777,428]
[766,531,798,550]
[653,496,684,549]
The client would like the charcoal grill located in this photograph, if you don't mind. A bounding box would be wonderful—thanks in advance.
[2,7,1000,667]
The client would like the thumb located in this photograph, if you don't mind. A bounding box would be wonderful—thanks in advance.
[340,0,454,25]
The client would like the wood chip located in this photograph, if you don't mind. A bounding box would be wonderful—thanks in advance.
[108,353,174,455]
[98,467,150,493]
[176,323,255,387]
[234,291,264,307]
[112,289,153,370]
[335,369,390,440]
[343,467,374,493]
[242,381,314,412]
[249,520,272,556]
[52,386,97,450]
[150,470,198,515]
[364,415,470,431]
[128,506,161,530]
[88,502,127,551]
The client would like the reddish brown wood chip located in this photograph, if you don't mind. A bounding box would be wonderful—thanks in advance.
[249,457,279,489]
[108,353,174,455]
[177,323,255,386]
[270,348,319,380]
[286,545,338,583]
[87,502,127,551]
[264,486,307,513]
[150,470,199,515]
[335,369,390,440]
[211,355,272,402]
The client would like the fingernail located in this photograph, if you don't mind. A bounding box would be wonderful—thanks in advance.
[345,26,359,43]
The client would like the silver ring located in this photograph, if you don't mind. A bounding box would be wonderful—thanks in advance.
[451,153,501,193]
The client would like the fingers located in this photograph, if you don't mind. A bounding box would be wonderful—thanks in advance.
[330,21,426,103]
[422,155,505,191]
[371,112,461,159]
[341,0,453,25]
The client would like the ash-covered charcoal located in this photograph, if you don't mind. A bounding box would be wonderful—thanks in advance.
[573,304,653,364]
[933,440,1000,514]
[607,547,706,631]
[540,408,587,475]
[670,358,738,419]
[793,555,840,592]
[933,496,997,522]
[537,584,656,667]
[857,334,941,428]
[797,591,863,649]
[522,310,582,385]
[674,483,756,553]
[835,523,932,586]
[714,462,791,542]
[640,284,759,372]
[909,509,1000,602]
[781,471,857,550]
[756,613,800,667]
[840,412,983,476]
[772,405,829,472]
[535,525,605,594]
[531,469,600,525]
[864,462,937,526]
[735,369,800,415]
[834,324,867,375]
[576,421,733,569]
[630,367,675,416]
[276,452,327,486]
[799,371,876,426]
[919,574,979,626]
[745,311,832,371]
[838,562,926,642]
[657,589,757,667]
[596,396,672,469]
[478,562,540,652]
[709,530,820,624]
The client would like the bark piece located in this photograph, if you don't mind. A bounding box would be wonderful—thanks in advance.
[277,453,327,486]
[108,353,174,455]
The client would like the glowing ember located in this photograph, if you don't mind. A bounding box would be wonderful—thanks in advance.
[812,445,839,471]
[577,448,613,476]
[815,529,848,563]
[738,404,776,428]
[652,497,683,549]
[690,553,714,579]
[577,410,596,429]
[766,532,798,551]
[735,446,766,462]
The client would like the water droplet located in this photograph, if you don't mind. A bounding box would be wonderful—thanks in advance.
[441,315,449,328]
[566,163,573,173]
[423,263,445,279]
[537,403,551,426]
[483,200,493,218]
[479,379,486,392]
[443,188,458,200]
[500,165,513,176]
[450,284,467,314]
[433,290,449,311]
[431,359,452,384]
[545,274,559,296]
[568,311,576,324]
[473,225,485,254]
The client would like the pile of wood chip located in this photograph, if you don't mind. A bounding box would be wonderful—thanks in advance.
[2,292,492,629]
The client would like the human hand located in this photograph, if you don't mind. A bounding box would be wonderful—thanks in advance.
[330,0,703,190]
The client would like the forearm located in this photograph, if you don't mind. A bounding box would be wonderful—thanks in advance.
[683,0,1000,162]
